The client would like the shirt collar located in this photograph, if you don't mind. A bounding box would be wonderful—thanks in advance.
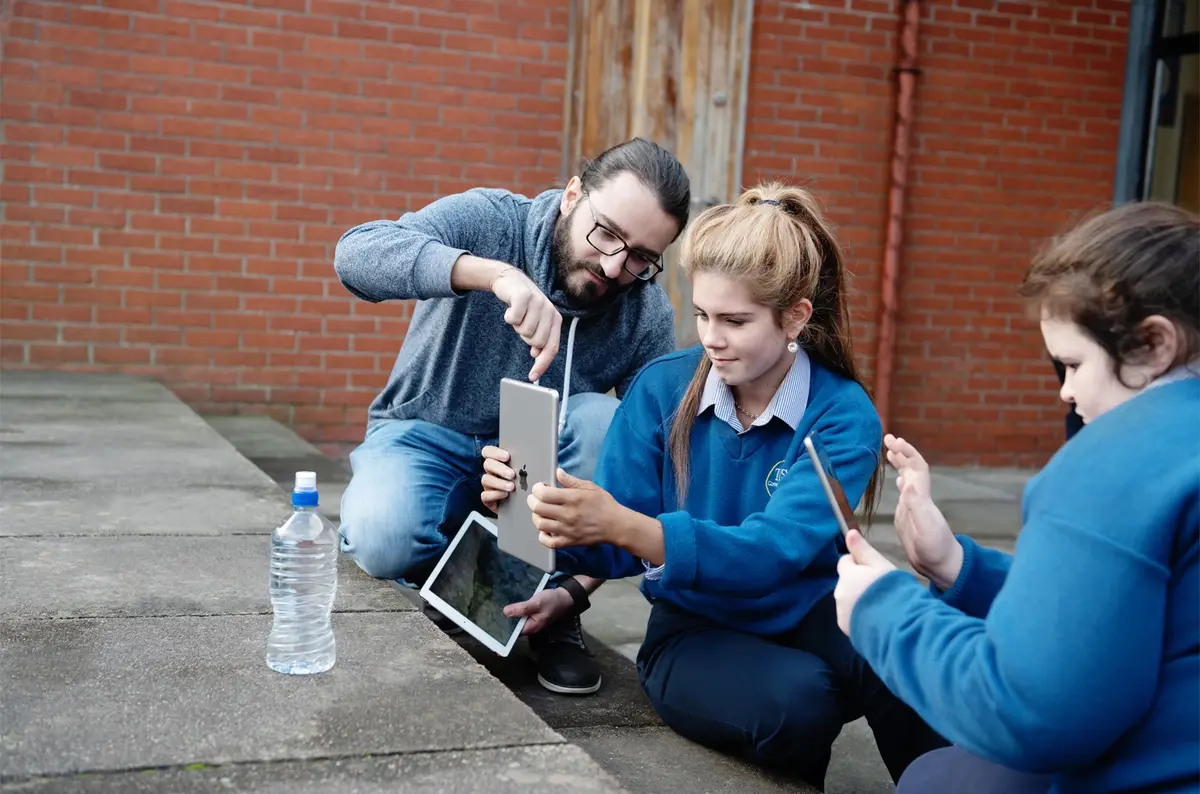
[1146,360,1200,391]
[698,349,812,433]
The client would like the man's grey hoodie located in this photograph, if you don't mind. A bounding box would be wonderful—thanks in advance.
[333,188,677,437]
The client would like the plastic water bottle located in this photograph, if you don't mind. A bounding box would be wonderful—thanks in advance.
[267,471,338,675]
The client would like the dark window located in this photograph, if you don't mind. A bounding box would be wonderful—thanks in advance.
[1142,0,1200,212]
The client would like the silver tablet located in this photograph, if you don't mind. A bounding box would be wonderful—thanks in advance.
[496,377,559,573]
[419,511,551,657]
[803,434,862,538]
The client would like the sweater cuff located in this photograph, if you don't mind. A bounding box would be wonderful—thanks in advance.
[929,535,991,617]
[656,511,698,591]
[851,568,927,652]
[413,241,467,299]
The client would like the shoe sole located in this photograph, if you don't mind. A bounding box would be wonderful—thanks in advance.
[536,673,602,695]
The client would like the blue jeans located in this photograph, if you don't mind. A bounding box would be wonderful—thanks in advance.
[339,392,619,584]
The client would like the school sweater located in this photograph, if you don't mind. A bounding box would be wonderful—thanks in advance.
[556,345,883,635]
[850,377,1200,792]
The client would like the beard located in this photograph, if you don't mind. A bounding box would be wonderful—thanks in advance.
[551,207,619,306]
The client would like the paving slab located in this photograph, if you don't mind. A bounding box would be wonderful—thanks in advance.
[1,537,409,619]
[0,480,287,537]
[1,399,238,445]
[828,718,893,794]
[581,577,653,650]
[560,719,892,794]
[871,462,1032,525]
[203,415,350,521]
[950,466,1037,499]
[0,441,277,490]
[0,613,561,782]
[1,746,625,794]
[0,371,168,401]
[203,415,341,460]
[563,726,809,794]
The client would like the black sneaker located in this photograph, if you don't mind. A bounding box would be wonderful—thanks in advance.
[528,612,602,695]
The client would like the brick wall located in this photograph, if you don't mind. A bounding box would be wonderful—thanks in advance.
[0,0,568,454]
[742,0,1127,466]
[1,0,1129,465]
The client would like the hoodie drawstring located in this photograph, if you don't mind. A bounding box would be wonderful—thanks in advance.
[533,315,579,435]
[558,316,578,434]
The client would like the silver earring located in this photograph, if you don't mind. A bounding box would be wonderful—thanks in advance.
[787,340,799,353]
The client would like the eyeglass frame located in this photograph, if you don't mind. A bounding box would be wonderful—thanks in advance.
[580,192,664,281]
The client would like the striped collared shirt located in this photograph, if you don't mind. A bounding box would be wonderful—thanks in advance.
[643,350,812,581]
[697,349,812,433]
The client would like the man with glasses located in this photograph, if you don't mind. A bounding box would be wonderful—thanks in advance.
[333,138,690,695]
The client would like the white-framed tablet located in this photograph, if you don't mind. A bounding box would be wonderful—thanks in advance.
[419,510,552,657]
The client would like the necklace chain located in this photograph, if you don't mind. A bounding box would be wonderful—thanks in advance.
[734,401,759,420]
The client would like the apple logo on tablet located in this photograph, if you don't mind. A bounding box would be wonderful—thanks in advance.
[518,465,528,491]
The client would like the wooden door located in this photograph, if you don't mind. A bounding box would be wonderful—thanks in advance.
[563,0,755,346]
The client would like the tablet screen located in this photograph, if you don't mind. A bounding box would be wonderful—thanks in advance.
[425,515,549,645]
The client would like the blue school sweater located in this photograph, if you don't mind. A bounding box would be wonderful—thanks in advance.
[557,345,883,635]
[851,378,1200,792]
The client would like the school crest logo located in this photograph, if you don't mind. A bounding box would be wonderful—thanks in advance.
[765,460,788,497]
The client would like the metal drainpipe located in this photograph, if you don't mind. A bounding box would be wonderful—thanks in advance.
[872,0,922,433]
[560,0,579,184]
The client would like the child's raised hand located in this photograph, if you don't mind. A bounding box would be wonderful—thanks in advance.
[884,434,963,591]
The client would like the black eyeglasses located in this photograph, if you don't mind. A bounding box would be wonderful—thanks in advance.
[582,194,663,281]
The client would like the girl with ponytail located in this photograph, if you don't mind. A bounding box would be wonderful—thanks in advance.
[483,183,944,787]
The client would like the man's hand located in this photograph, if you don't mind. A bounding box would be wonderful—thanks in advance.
[490,267,562,382]
[834,529,898,636]
[503,586,575,635]
[480,445,516,512]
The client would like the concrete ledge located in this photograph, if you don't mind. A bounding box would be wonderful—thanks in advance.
[563,726,804,793]
[7,745,625,794]
[0,481,288,538]
[1,537,414,619]
[0,613,561,782]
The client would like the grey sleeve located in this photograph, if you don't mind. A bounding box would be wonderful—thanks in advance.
[333,190,503,303]
[617,299,676,399]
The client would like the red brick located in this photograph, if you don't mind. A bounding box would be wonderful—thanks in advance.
[185,330,239,347]
[35,147,98,168]
[30,344,90,364]
[1,302,32,321]
[90,345,150,364]
[0,321,57,341]
[214,312,267,331]
[33,186,96,207]
[225,46,281,68]
[185,293,239,311]
[160,235,215,253]
[63,326,121,343]
[35,226,96,246]
[32,300,94,324]
[96,153,157,173]
[98,231,155,251]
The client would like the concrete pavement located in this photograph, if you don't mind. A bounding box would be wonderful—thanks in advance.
[0,370,624,793]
